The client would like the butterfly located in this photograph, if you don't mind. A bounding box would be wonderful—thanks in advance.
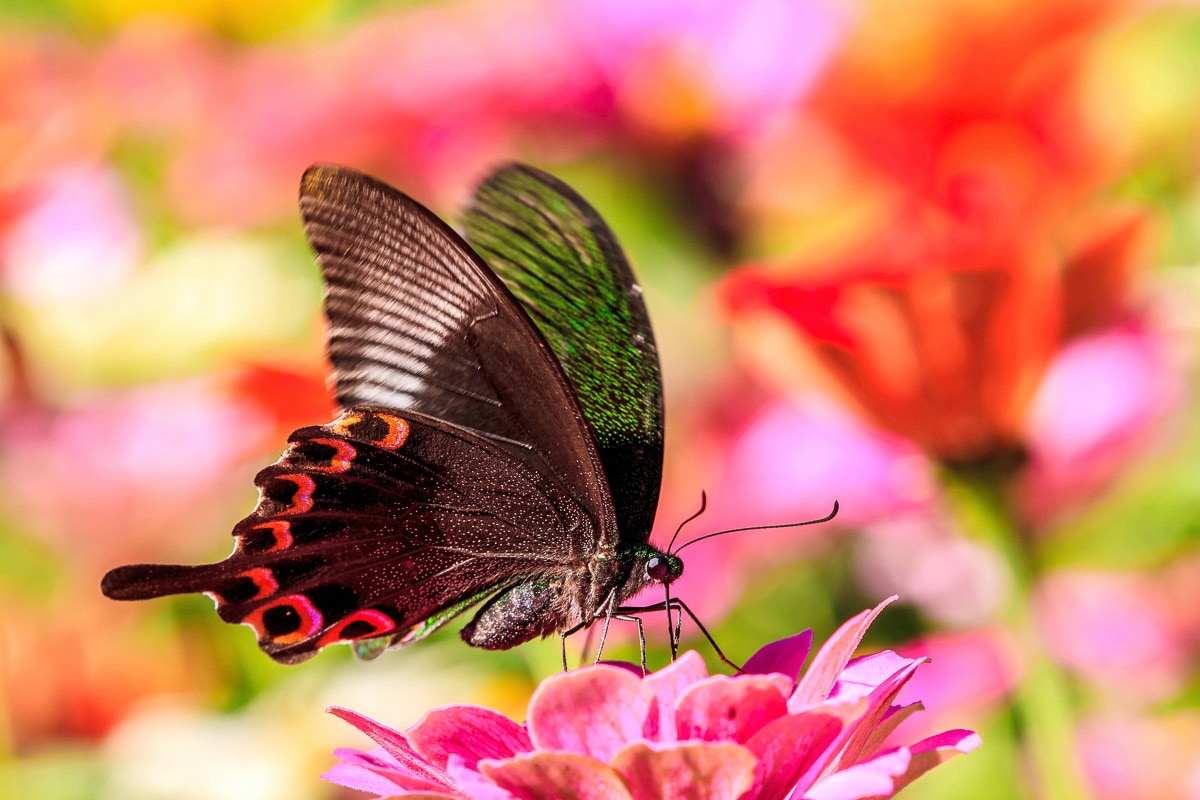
[101,163,690,665]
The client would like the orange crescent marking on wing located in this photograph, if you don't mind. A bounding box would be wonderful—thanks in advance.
[327,413,364,438]
[372,413,410,450]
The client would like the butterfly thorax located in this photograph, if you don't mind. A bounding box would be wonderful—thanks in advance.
[459,542,682,650]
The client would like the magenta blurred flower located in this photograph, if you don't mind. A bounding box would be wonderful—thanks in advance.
[325,599,978,800]
[893,628,1021,742]
[1019,321,1182,523]
[714,399,934,530]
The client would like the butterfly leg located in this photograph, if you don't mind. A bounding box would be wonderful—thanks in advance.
[559,592,614,672]
[616,598,744,674]
[560,629,572,672]
[608,613,648,675]
[591,589,619,666]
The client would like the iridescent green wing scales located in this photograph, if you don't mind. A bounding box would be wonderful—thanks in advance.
[464,165,664,544]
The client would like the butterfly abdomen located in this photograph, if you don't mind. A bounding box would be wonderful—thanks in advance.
[461,578,565,649]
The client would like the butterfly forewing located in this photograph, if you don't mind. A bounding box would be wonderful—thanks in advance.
[465,165,664,542]
[300,165,614,537]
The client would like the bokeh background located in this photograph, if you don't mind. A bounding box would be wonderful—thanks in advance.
[2,0,1199,797]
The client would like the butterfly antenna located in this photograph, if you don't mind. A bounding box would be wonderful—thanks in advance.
[673,500,840,555]
[668,490,709,554]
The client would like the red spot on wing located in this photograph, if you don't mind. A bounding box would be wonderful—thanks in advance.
[307,437,356,473]
[316,609,395,647]
[276,474,315,514]
[253,520,294,552]
[237,567,278,601]
[243,594,323,645]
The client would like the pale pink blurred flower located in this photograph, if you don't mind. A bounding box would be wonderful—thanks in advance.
[1019,321,1183,524]
[0,32,114,214]
[92,17,224,141]
[855,513,1009,627]
[325,599,978,800]
[1077,712,1200,800]
[1,164,142,303]
[567,0,846,138]
[0,379,272,568]
[1036,569,1195,702]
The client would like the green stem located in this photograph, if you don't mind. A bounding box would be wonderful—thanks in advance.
[943,464,1092,800]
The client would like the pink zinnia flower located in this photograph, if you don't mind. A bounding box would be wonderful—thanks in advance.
[324,598,978,799]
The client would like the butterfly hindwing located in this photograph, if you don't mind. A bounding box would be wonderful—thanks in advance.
[465,165,664,542]
[103,407,595,664]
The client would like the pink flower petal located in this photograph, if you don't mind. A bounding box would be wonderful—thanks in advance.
[829,651,923,703]
[675,674,790,743]
[786,700,873,795]
[323,747,447,796]
[323,747,459,797]
[744,629,814,683]
[526,665,653,762]
[853,703,924,758]
[895,628,1019,738]
[890,731,981,795]
[743,711,844,800]
[328,707,454,789]
[446,754,516,800]
[803,748,911,800]
[481,751,633,800]
[409,705,531,770]
[642,651,711,742]
[612,741,758,800]
[792,598,898,707]
[824,659,927,774]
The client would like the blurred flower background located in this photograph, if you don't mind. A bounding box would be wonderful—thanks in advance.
[1,0,1198,797]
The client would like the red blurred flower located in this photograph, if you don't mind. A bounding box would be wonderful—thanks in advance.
[721,0,1157,468]
[721,205,1154,466]
[325,598,978,799]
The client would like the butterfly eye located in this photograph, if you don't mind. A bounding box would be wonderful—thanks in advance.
[646,556,670,582]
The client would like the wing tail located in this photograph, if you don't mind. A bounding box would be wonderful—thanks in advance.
[101,562,226,601]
